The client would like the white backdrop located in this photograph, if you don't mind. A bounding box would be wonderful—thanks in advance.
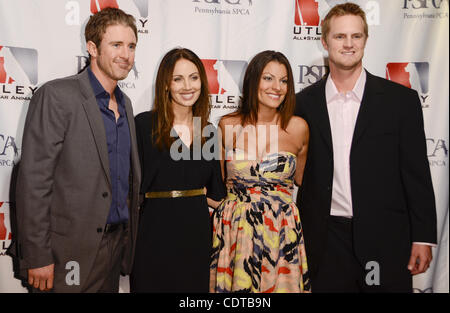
[0,0,448,293]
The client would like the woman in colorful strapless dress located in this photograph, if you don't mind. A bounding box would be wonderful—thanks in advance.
[210,50,311,293]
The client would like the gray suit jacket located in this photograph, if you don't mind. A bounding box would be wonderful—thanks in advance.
[13,69,141,292]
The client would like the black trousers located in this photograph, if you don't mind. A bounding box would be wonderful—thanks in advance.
[312,216,412,293]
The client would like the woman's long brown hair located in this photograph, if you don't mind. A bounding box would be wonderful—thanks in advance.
[152,48,211,150]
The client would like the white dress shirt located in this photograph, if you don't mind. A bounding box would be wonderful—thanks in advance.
[326,69,366,218]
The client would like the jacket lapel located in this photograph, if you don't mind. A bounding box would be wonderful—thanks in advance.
[124,96,140,182]
[308,77,333,153]
[77,69,112,188]
[351,70,383,147]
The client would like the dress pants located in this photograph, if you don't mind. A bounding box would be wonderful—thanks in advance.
[30,223,128,293]
[82,223,128,293]
[312,216,412,293]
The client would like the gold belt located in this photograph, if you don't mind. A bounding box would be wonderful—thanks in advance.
[145,188,205,199]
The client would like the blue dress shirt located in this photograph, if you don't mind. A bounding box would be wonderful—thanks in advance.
[87,67,131,224]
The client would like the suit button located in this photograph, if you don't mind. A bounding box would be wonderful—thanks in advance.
[102,192,108,198]
[97,227,103,233]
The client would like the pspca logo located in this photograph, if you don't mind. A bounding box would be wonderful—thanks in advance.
[201,59,247,125]
[297,64,329,89]
[426,137,448,167]
[402,0,449,19]
[0,202,13,254]
[90,0,149,33]
[0,133,19,167]
[385,62,430,108]
[0,45,38,101]
[402,0,447,9]
[117,63,140,90]
[193,0,253,16]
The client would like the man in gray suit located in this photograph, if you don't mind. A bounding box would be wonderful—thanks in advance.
[13,7,141,292]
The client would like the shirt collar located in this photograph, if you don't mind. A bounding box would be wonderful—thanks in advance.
[326,68,366,103]
[87,66,124,105]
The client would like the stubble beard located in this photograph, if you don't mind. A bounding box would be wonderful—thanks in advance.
[96,56,131,82]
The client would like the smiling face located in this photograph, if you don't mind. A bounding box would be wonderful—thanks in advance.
[169,58,202,109]
[322,14,367,72]
[88,23,136,83]
[257,61,288,110]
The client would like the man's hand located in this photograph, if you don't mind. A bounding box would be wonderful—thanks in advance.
[407,244,432,275]
[28,264,54,291]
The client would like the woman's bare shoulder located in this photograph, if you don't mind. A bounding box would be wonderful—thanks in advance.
[286,115,309,134]
[218,112,242,128]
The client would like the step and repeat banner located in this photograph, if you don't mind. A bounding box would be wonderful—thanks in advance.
[0,0,448,293]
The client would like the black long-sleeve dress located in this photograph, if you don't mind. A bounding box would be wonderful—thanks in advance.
[130,111,226,293]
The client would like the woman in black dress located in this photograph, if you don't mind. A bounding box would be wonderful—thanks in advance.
[130,48,226,292]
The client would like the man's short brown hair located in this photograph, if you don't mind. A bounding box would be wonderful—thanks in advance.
[321,2,368,42]
[85,7,137,52]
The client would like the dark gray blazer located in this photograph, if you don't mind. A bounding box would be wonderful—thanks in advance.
[13,69,141,292]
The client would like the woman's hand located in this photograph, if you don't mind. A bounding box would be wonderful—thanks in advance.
[207,197,224,210]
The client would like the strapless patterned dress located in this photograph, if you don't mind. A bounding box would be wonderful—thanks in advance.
[210,151,311,293]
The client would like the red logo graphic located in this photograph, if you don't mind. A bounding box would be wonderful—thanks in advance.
[0,45,38,85]
[201,59,247,95]
[90,0,148,17]
[0,202,12,241]
[0,46,15,84]
[91,0,119,14]
[295,0,320,26]
[201,59,247,125]
[385,62,429,94]
[202,60,224,94]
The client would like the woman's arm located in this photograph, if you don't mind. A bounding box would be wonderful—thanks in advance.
[294,117,310,186]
